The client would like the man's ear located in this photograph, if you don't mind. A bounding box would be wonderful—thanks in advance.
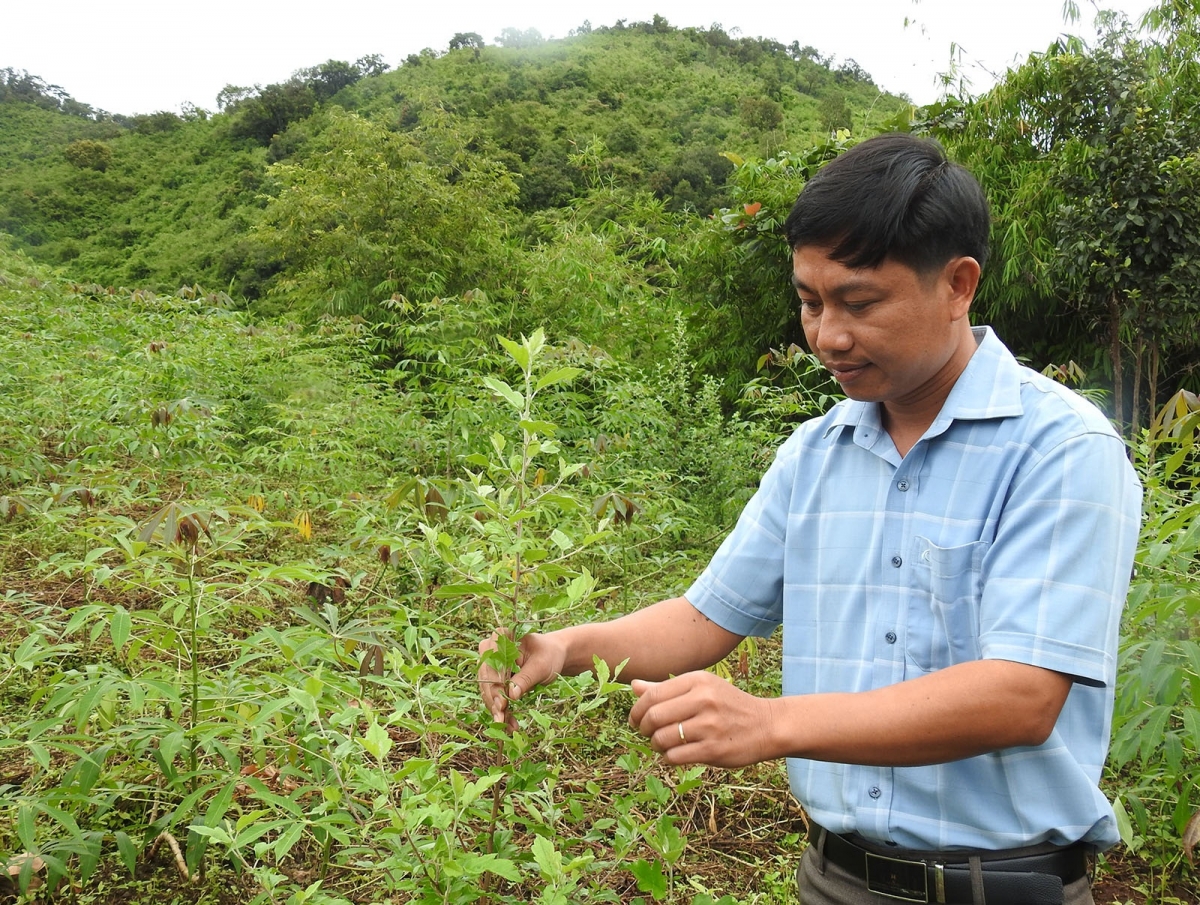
[943,256,981,320]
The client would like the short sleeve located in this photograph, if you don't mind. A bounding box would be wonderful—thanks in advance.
[685,439,798,638]
[978,431,1141,686]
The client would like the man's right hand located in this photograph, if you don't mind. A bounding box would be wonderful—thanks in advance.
[478,630,567,730]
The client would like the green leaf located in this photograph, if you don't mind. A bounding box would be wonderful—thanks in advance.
[532,835,563,880]
[631,858,668,900]
[527,328,546,359]
[449,768,466,801]
[459,853,521,882]
[457,771,505,808]
[497,336,529,371]
[519,418,557,435]
[188,825,234,845]
[287,687,318,718]
[239,777,305,817]
[567,569,594,604]
[1112,796,1137,850]
[12,632,46,670]
[1183,706,1200,749]
[534,367,583,392]
[1138,706,1171,763]
[114,831,138,876]
[361,720,393,761]
[593,655,611,686]
[110,605,131,654]
[78,837,103,883]
[71,749,105,796]
[273,820,305,860]
[433,582,501,600]
[204,780,236,829]
[27,742,50,770]
[17,804,36,850]
[481,376,524,410]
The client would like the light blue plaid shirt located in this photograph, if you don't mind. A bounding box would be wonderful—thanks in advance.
[687,327,1141,851]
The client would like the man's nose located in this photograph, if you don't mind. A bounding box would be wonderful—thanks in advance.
[812,308,853,352]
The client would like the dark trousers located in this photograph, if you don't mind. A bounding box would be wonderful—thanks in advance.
[797,842,1095,905]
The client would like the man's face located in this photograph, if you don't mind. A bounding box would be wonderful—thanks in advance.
[792,245,977,413]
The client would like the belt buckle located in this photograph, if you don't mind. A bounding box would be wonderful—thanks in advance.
[864,851,930,902]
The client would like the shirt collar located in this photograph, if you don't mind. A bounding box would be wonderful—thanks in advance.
[821,326,1025,440]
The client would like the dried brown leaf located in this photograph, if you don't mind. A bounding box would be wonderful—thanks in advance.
[5,854,45,878]
[1184,808,1200,865]
[359,644,385,677]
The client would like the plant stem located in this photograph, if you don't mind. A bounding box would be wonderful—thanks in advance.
[187,545,199,788]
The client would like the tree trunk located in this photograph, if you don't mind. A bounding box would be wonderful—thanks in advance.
[1148,342,1160,433]
[1109,292,1125,431]
[1131,332,1144,436]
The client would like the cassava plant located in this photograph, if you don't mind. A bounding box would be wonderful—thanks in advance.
[415,330,622,870]
[426,328,610,714]
[1107,392,1199,890]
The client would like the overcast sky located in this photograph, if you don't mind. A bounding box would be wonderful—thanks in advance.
[2,1,1158,116]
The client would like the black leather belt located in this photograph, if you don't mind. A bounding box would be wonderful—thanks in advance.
[813,826,1090,904]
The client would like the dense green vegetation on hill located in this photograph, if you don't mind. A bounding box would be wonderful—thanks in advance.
[4,11,1197,412]
[337,20,895,211]
[0,23,903,303]
[0,7,1199,903]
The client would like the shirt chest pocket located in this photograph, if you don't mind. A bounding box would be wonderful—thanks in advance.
[906,536,989,673]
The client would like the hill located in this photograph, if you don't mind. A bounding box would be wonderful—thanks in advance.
[0,20,907,300]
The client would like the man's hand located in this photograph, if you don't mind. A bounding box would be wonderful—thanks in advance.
[478,630,567,730]
[628,671,777,768]
[476,598,744,733]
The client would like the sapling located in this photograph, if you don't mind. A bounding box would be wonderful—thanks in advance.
[417,330,616,886]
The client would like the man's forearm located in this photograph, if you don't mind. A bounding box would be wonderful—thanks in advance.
[554,596,743,681]
[630,657,1074,769]
[763,658,1073,766]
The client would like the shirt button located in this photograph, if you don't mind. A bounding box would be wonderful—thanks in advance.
[885,631,897,644]
[891,555,903,568]
[869,786,882,799]
[897,479,910,491]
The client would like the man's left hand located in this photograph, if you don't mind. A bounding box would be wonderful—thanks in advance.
[629,672,777,768]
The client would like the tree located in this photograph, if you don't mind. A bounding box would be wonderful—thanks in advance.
[215,84,255,112]
[1054,84,1200,430]
[257,110,520,324]
[818,92,851,133]
[934,7,1200,430]
[298,59,361,102]
[0,68,70,110]
[495,27,544,49]
[129,111,182,134]
[738,96,783,132]
[354,54,390,78]
[448,32,485,52]
[230,80,317,144]
[835,58,874,85]
[63,139,112,171]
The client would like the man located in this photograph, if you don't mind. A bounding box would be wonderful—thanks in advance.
[479,133,1141,905]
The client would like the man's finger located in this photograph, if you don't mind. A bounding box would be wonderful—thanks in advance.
[508,675,526,701]
[631,678,658,697]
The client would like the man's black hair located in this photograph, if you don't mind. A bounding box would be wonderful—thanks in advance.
[783,132,990,274]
